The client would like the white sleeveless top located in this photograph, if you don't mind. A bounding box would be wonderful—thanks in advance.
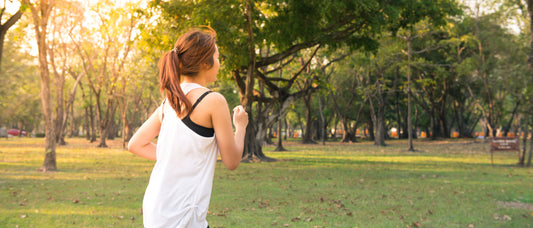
[143,83,219,228]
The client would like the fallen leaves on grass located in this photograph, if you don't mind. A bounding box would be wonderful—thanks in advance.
[258,200,269,208]
[210,207,232,217]
[493,213,511,221]
[497,201,533,211]
[405,221,421,228]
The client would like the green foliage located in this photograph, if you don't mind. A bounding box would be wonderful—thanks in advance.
[146,0,461,71]
[2,0,530,152]
[0,22,42,130]
[211,78,241,109]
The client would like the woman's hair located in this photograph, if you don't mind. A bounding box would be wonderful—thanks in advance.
[159,27,217,115]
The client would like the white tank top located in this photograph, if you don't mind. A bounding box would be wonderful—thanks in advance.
[143,83,219,228]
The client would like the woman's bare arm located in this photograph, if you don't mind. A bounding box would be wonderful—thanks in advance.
[127,107,162,161]
[210,93,248,170]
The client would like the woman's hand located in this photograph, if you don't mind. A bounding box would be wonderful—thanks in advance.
[232,105,248,129]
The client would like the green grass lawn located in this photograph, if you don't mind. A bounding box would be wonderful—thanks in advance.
[0,137,532,227]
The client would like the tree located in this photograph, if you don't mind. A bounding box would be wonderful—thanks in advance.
[0,22,41,131]
[0,1,22,72]
[118,55,158,149]
[47,0,84,145]
[485,0,533,166]
[150,0,461,160]
[297,51,347,144]
[524,0,533,166]
[22,0,57,171]
[457,1,526,138]
[71,0,138,147]
[364,47,400,146]
[398,22,454,146]
[327,52,367,143]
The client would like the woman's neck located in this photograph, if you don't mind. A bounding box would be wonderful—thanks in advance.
[181,76,207,87]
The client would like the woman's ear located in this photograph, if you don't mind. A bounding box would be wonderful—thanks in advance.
[202,62,211,70]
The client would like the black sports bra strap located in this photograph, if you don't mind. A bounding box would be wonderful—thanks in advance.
[187,91,212,117]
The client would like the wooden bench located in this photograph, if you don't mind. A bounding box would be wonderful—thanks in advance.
[490,137,520,166]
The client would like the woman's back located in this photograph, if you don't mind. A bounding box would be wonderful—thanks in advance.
[143,83,218,228]
[128,27,248,228]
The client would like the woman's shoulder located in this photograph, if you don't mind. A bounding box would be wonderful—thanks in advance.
[187,89,227,110]
[203,91,227,107]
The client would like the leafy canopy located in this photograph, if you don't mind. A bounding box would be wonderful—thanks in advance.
[145,0,461,71]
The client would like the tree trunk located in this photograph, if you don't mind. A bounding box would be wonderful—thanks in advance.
[89,103,97,143]
[98,127,108,148]
[367,117,375,140]
[340,117,350,142]
[302,91,315,144]
[25,0,57,171]
[396,93,406,139]
[254,103,268,146]
[430,114,437,139]
[52,63,65,145]
[84,107,90,140]
[98,99,117,147]
[527,0,533,166]
[81,83,97,143]
[107,119,115,140]
[274,110,287,151]
[240,0,274,161]
[55,80,66,145]
[503,100,521,136]
[526,130,533,167]
[265,126,274,145]
[60,71,84,141]
[520,113,529,167]
[69,101,76,137]
[437,108,449,138]
[406,38,415,150]
[284,118,289,141]
[454,101,467,137]
[318,94,326,145]
[47,34,69,145]
[329,82,357,143]
[375,104,386,146]
[121,91,142,148]
[367,87,387,146]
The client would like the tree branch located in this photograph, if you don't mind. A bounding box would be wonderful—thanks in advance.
[286,44,321,89]
[1,9,22,30]
[256,41,318,68]
[262,55,296,75]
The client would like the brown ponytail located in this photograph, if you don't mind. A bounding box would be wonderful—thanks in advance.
[159,27,217,116]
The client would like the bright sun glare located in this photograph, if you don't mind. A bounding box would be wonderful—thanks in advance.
[2,1,20,14]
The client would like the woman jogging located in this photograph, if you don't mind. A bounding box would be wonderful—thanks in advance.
[128,27,248,228]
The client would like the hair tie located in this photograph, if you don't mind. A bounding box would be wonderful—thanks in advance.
[172,47,180,55]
